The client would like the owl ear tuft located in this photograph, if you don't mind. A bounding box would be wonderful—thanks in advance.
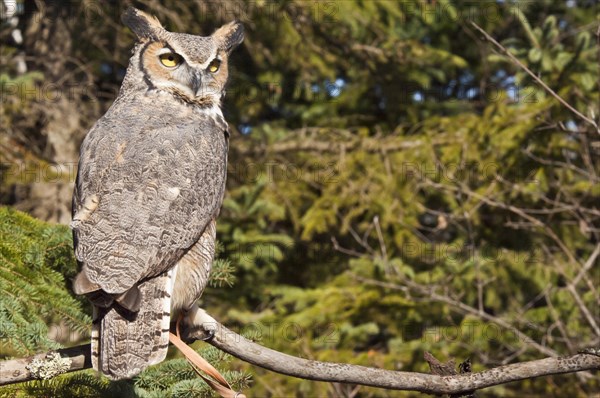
[213,21,244,54]
[122,7,164,40]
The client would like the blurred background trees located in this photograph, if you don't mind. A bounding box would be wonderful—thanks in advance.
[1,0,599,396]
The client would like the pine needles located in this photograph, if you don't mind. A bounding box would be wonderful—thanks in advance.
[0,207,91,356]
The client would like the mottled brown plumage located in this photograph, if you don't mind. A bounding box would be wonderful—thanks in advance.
[71,7,243,380]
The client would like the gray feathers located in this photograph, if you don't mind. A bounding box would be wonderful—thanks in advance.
[73,104,228,295]
[71,6,243,380]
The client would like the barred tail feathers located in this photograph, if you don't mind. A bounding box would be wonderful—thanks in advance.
[90,268,176,380]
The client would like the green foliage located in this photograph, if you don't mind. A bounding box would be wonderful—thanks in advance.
[1,0,599,397]
[0,72,44,112]
[216,2,598,396]
[0,371,135,398]
[0,207,90,355]
[135,347,251,398]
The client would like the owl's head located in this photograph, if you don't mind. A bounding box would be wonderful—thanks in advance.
[121,7,244,107]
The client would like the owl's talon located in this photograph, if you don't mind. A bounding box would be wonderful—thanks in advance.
[177,306,219,343]
[200,328,215,341]
[179,324,215,343]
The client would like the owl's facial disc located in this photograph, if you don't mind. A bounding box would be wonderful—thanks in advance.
[152,46,205,99]
[140,40,230,107]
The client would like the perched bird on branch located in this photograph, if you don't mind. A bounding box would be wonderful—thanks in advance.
[71,7,243,380]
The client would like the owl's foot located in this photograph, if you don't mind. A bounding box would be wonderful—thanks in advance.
[179,305,218,343]
[199,328,216,341]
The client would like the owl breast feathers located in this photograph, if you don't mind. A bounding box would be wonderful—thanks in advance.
[70,7,243,380]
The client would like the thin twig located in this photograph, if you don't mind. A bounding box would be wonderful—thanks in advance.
[573,244,600,287]
[355,275,558,358]
[470,22,599,134]
[373,216,389,267]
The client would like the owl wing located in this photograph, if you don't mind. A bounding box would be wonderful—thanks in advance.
[89,218,218,379]
[72,111,228,296]
[72,110,228,380]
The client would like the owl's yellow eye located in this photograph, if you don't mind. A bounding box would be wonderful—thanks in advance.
[208,59,221,73]
[159,53,182,68]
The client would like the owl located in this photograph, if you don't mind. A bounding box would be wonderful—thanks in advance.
[70,7,243,380]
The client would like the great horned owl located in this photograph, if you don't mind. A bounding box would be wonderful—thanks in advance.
[71,7,243,380]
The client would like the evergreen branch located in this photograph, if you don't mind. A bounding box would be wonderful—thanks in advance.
[470,22,600,134]
[2,319,599,395]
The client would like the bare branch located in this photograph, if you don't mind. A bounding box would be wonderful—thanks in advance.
[0,344,91,386]
[573,244,600,287]
[232,128,423,155]
[1,319,599,395]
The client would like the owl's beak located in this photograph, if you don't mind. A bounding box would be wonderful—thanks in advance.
[191,72,203,97]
